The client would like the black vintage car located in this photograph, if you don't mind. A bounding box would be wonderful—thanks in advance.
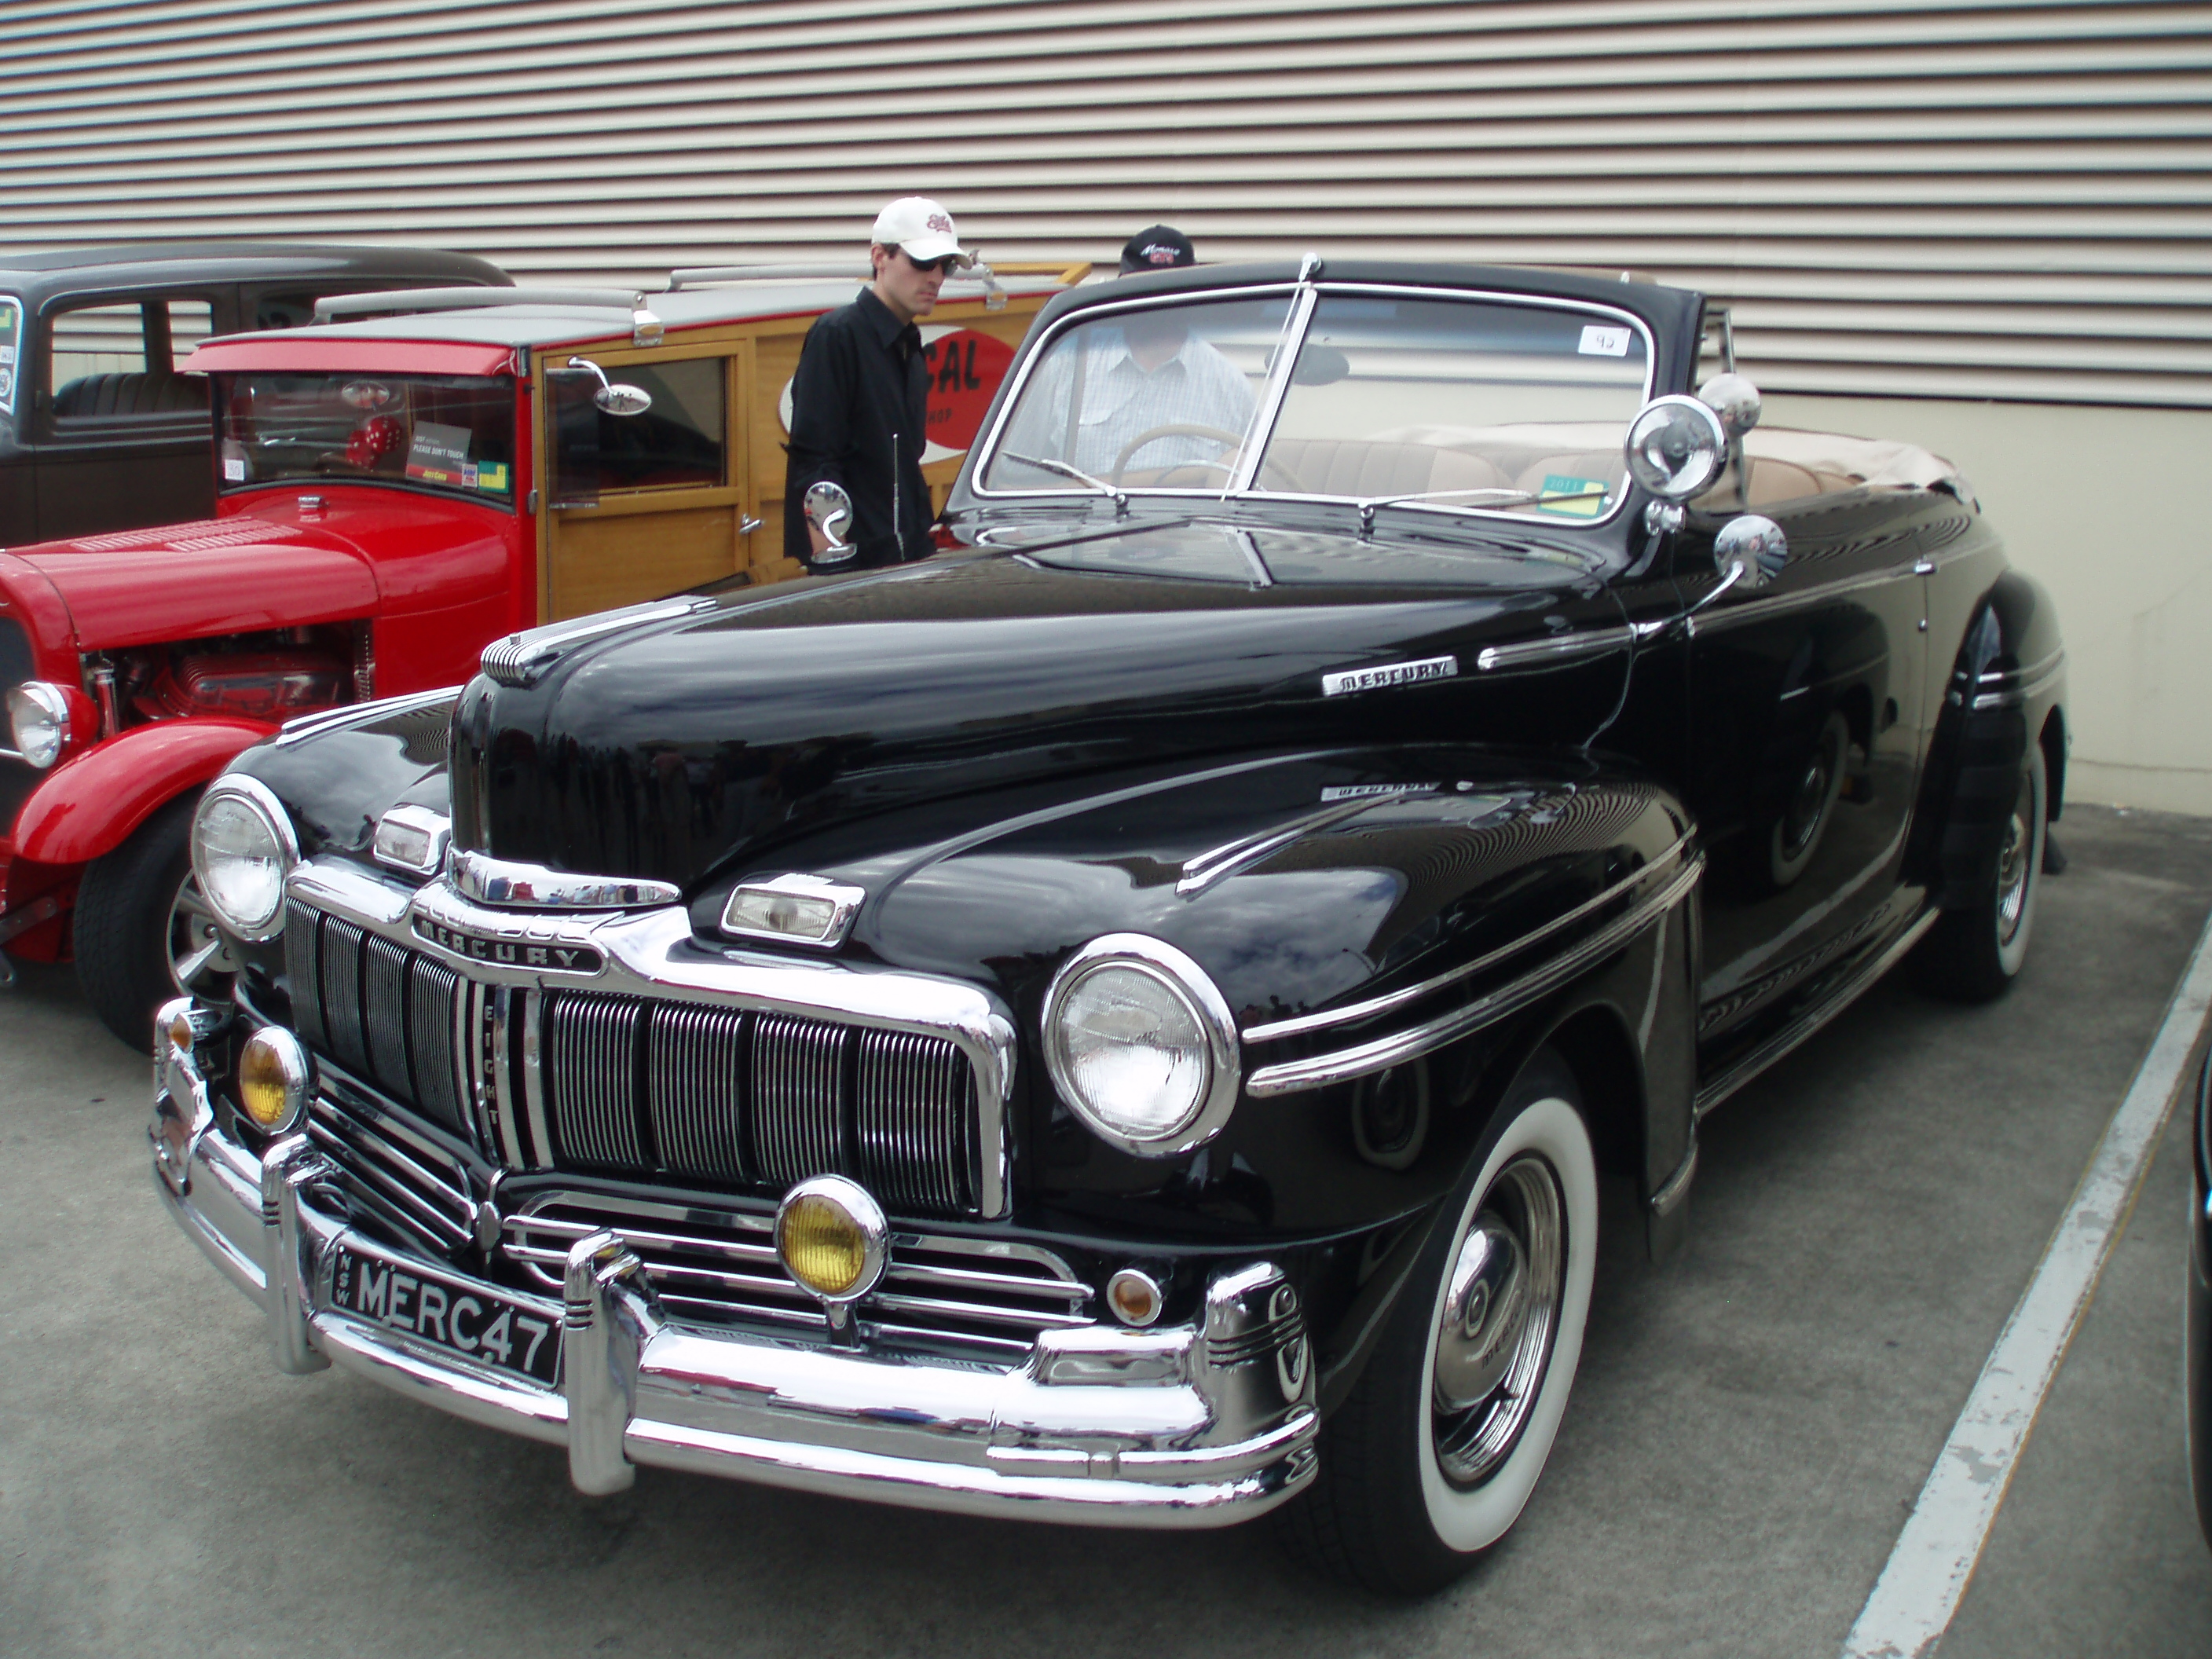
[152,260,2064,1595]
[0,243,508,541]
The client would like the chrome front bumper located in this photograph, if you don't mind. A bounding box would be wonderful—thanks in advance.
[151,1035,1319,1527]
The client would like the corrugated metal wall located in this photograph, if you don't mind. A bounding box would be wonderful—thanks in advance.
[0,0,2206,405]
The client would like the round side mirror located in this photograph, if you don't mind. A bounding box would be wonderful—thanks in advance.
[564,355,653,418]
[1714,514,1788,591]
[1697,372,1762,438]
[1624,395,1727,500]
[804,480,858,566]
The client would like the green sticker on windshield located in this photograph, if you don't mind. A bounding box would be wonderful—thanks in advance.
[1536,474,1606,518]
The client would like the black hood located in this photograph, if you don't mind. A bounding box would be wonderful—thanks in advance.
[451,523,1636,890]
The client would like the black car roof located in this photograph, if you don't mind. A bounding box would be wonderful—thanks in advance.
[0,242,508,299]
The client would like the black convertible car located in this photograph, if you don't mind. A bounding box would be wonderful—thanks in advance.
[152,259,2064,1595]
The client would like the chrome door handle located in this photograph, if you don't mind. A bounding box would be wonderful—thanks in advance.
[740,515,763,535]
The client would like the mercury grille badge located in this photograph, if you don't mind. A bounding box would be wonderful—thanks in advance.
[412,914,605,974]
[1320,654,1458,697]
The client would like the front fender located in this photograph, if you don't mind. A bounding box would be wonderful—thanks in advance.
[716,745,1694,1243]
[10,717,276,866]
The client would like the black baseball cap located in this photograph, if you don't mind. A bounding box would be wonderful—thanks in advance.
[1119,225,1196,273]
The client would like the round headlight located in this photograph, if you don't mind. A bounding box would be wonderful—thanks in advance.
[191,778,298,942]
[5,681,74,769]
[1042,934,1240,1157]
[1624,394,1728,501]
[237,1026,311,1134]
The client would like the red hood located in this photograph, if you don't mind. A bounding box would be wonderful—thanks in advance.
[3,518,378,650]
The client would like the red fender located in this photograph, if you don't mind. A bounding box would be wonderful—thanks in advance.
[10,717,276,868]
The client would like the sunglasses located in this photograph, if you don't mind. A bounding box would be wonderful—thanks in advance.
[901,251,962,276]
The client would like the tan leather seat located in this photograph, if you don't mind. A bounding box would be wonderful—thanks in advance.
[1268,438,1508,498]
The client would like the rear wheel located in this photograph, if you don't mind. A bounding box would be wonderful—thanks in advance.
[1276,1050,1597,1595]
[74,793,237,1050]
[1914,742,2045,1002]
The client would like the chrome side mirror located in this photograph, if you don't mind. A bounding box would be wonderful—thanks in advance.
[1714,514,1787,592]
[564,357,653,417]
[1697,372,1761,440]
[804,481,857,566]
[1624,395,1727,500]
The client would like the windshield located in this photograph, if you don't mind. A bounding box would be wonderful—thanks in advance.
[977,288,1652,526]
[214,372,518,505]
[980,294,1292,493]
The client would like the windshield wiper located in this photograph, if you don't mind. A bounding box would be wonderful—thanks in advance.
[999,452,1129,517]
[1354,484,1609,534]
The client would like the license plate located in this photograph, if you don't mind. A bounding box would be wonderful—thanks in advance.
[328,1244,560,1387]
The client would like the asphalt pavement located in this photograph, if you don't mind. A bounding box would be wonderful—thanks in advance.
[4,803,2211,1657]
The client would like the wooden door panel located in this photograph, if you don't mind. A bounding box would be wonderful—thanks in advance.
[549,504,736,618]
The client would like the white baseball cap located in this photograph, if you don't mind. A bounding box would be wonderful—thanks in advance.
[871,196,971,267]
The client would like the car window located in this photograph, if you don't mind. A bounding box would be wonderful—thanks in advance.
[980,294,1294,493]
[214,372,517,505]
[0,295,20,416]
[1254,294,1651,523]
[48,298,214,422]
[577,356,727,494]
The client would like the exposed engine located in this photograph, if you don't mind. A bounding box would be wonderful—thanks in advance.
[103,624,360,729]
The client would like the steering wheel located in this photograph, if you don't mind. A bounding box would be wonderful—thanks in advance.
[1109,423,1302,492]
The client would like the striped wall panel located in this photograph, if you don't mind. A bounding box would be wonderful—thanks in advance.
[0,0,2206,405]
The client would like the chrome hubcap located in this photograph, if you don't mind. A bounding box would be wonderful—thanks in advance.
[1432,1155,1565,1487]
[1995,797,2031,946]
[168,870,240,996]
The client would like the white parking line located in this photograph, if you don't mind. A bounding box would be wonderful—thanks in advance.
[1840,906,2212,1659]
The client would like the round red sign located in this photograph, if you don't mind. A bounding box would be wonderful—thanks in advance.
[922,328,1015,454]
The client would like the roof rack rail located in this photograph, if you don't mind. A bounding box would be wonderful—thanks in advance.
[664,261,1029,311]
[313,286,665,346]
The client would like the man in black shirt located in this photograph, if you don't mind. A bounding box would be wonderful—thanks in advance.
[783,196,971,569]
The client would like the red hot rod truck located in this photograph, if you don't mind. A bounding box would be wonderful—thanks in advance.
[0,264,1079,1044]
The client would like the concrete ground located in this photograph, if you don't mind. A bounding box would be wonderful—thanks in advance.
[4,804,2212,1658]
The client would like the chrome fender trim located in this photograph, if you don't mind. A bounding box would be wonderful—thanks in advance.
[1244,849,1704,1097]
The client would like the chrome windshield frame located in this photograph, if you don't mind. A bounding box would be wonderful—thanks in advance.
[969,282,1305,506]
[968,280,1661,535]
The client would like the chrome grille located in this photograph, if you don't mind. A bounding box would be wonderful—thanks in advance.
[503,1192,1091,1363]
[363,934,410,1092]
[857,1028,976,1213]
[320,916,370,1075]
[282,896,987,1216]
[305,1090,475,1259]
[543,991,647,1166]
[646,1003,748,1180]
[284,898,327,1050]
[287,900,469,1137]
[751,1013,847,1185]
[408,956,466,1131]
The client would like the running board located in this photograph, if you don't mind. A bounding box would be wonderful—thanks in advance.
[1694,908,1941,1120]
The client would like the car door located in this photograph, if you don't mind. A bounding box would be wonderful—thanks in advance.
[34,291,224,538]
[1679,482,1930,1046]
[539,343,753,621]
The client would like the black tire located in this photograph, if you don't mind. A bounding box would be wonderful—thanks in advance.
[1275,1050,1598,1595]
[1914,742,2046,1003]
[74,793,238,1050]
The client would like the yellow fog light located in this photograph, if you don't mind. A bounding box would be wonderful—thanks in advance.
[237,1027,311,1134]
[775,1175,888,1303]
